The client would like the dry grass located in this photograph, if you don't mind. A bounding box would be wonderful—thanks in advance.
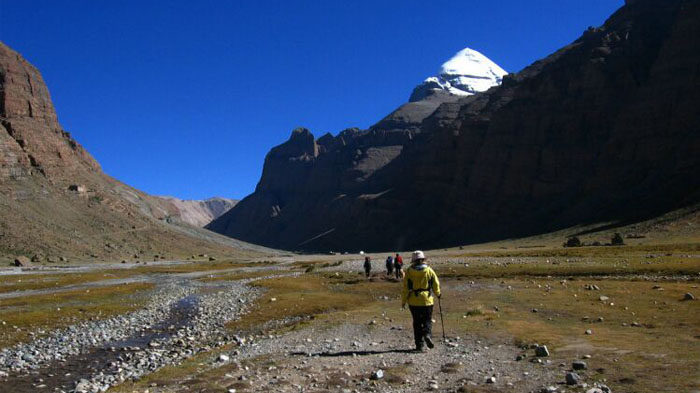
[0,282,153,347]
[0,260,271,293]
[227,272,397,334]
[99,247,700,393]
[438,278,700,393]
[439,256,700,279]
[196,270,279,282]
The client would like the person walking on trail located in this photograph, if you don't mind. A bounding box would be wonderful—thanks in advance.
[363,256,372,277]
[401,250,440,352]
[385,255,394,275]
[394,253,404,279]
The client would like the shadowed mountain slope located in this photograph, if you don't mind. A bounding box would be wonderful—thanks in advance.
[209,0,700,252]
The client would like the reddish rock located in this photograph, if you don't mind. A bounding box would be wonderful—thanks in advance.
[0,42,101,180]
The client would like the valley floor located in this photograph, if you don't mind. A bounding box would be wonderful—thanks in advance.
[0,239,698,393]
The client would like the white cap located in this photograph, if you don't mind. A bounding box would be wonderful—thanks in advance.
[411,250,426,262]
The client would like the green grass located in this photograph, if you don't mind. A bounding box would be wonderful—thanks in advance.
[438,256,700,279]
[226,272,398,334]
[0,282,154,347]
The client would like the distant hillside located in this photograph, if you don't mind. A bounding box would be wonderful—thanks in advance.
[209,0,700,252]
[0,42,269,262]
[155,196,238,227]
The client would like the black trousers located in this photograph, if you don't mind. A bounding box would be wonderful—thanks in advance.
[409,305,433,347]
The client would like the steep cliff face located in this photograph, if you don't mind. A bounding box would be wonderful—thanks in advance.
[0,42,100,180]
[210,0,700,252]
[0,42,266,260]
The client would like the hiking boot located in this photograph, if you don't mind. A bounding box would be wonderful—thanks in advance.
[425,336,434,349]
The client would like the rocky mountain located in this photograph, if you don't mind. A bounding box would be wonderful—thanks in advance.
[208,0,700,252]
[409,48,507,102]
[0,42,267,262]
[155,196,237,227]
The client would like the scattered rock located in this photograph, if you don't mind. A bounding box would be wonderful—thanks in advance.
[573,360,587,370]
[683,292,695,301]
[371,369,384,380]
[74,379,92,393]
[428,380,439,390]
[566,372,581,385]
[68,184,88,193]
[218,354,230,362]
[611,233,624,246]
[535,345,550,357]
[585,329,593,335]
[13,256,31,267]
[486,376,496,384]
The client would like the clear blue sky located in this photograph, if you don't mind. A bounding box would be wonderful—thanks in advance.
[1,0,622,200]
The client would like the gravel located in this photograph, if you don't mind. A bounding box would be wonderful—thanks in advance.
[0,282,197,373]
[0,274,296,393]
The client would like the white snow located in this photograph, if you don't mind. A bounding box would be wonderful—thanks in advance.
[420,48,507,97]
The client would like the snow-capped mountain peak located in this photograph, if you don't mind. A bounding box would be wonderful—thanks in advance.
[409,47,507,102]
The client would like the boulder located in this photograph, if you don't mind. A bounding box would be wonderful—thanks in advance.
[573,360,587,370]
[14,256,31,267]
[535,345,550,357]
[566,372,581,385]
[68,184,88,193]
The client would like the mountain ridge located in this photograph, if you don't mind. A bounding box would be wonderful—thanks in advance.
[155,196,238,227]
[0,41,270,261]
[208,0,700,252]
[409,47,507,102]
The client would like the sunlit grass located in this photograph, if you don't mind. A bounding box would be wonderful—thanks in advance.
[0,282,154,347]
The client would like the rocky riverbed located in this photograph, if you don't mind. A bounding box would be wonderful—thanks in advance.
[0,275,295,393]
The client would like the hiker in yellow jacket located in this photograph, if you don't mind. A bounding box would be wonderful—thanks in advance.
[401,250,441,351]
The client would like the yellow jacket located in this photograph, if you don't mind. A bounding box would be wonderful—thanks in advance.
[402,264,441,307]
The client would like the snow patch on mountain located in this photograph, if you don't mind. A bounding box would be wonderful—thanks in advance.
[409,48,507,102]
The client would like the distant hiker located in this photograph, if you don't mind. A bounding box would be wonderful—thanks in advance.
[385,255,394,275]
[394,253,404,279]
[363,256,372,277]
[401,250,441,352]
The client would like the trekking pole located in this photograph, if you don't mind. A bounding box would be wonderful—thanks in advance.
[437,295,446,342]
